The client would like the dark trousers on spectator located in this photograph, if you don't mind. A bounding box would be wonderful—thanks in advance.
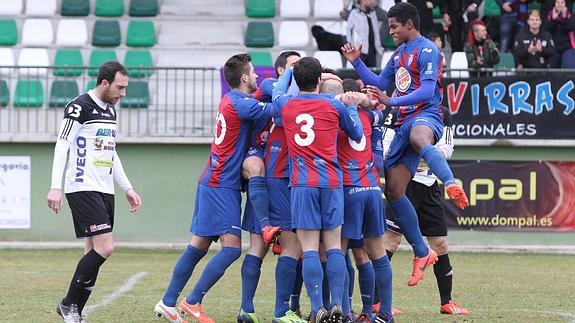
[361,51,377,68]
[446,13,464,52]
[549,49,575,68]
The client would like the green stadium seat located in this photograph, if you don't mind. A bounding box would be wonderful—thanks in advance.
[383,34,397,50]
[13,80,44,108]
[95,0,124,17]
[61,0,90,16]
[53,49,83,77]
[124,49,153,77]
[89,49,118,76]
[121,81,149,108]
[126,20,156,47]
[129,0,158,17]
[432,6,441,19]
[246,0,275,18]
[248,50,273,66]
[0,80,9,107]
[92,20,121,47]
[49,80,79,108]
[484,0,500,17]
[0,20,18,46]
[495,52,515,68]
[245,22,274,48]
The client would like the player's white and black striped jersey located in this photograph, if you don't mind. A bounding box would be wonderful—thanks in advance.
[59,91,118,194]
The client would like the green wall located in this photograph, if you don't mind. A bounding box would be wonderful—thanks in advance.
[1,143,574,243]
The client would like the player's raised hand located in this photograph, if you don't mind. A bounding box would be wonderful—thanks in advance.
[47,189,63,214]
[341,43,362,63]
[125,188,142,212]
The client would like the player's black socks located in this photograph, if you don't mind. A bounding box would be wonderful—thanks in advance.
[386,250,394,261]
[433,254,453,305]
[77,267,100,314]
[63,249,107,307]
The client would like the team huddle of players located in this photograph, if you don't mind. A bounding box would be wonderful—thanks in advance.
[153,3,470,323]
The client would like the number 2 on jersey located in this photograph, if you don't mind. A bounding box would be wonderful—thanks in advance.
[294,113,315,146]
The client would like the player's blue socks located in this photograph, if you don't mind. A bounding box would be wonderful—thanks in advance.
[290,259,303,312]
[302,250,324,315]
[162,244,207,307]
[274,256,299,317]
[389,196,428,257]
[321,261,330,308]
[248,176,271,228]
[326,248,346,307]
[357,261,375,314]
[342,264,351,316]
[345,252,355,308]
[186,247,241,304]
[372,255,393,318]
[420,144,456,186]
[240,254,262,313]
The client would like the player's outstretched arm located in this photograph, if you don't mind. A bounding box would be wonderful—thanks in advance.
[334,94,363,141]
[387,79,436,107]
[272,67,293,110]
[343,43,394,90]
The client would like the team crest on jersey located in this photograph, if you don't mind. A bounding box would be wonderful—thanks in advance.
[395,66,411,93]
[94,138,104,151]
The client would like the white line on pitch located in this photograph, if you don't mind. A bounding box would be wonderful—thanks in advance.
[83,271,148,317]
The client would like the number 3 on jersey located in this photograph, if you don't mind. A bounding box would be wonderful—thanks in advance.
[214,112,227,145]
[295,113,315,146]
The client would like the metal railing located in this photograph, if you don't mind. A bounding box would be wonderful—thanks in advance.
[0,66,220,143]
[0,66,573,143]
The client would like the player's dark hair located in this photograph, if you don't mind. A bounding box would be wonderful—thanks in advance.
[293,57,323,92]
[388,2,420,31]
[322,67,337,75]
[97,61,128,85]
[342,78,361,92]
[224,53,252,89]
[274,51,301,78]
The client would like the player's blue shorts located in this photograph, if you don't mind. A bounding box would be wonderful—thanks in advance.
[384,112,444,176]
[190,183,242,238]
[342,186,386,240]
[291,187,343,230]
[244,145,266,160]
[347,238,365,249]
[241,177,292,234]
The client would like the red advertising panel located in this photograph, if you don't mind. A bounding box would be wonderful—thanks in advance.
[442,161,575,231]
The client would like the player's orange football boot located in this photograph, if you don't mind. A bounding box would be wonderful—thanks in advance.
[272,242,282,255]
[262,225,281,245]
[440,301,469,315]
[179,299,215,323]
[372,303,402,316]
[445,184,469,209]
[408,248,438,287]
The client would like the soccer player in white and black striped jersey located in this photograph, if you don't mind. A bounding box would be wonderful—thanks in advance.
[47,61,142,323]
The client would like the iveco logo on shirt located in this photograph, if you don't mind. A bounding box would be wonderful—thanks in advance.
[96,128,116,137]
[75,136,87,182]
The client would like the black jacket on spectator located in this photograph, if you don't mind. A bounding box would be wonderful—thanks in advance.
[514,28,555,67]
[439,0,483,51]
[544,12,575,52]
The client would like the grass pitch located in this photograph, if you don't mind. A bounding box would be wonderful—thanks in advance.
[1,248,574,322]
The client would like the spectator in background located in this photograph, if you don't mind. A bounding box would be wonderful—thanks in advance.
[464,20,500,72]
[545,0,575,67]
[428,32,447,68]
[440,0,482,52]
[346,0,383,67]
[538,0,573,22]
[497,0,532,52]
[514,10,555,67]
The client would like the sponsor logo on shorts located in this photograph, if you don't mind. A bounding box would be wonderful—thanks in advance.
[348,186,381,194]
[89,223,112,232]
[414,117,430,123]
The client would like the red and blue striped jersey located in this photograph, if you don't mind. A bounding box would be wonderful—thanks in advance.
[199,89,279,189]
[277,93,364,188]
[337,109,383,187]
[382,36,443,125]
[264,122,290,178]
